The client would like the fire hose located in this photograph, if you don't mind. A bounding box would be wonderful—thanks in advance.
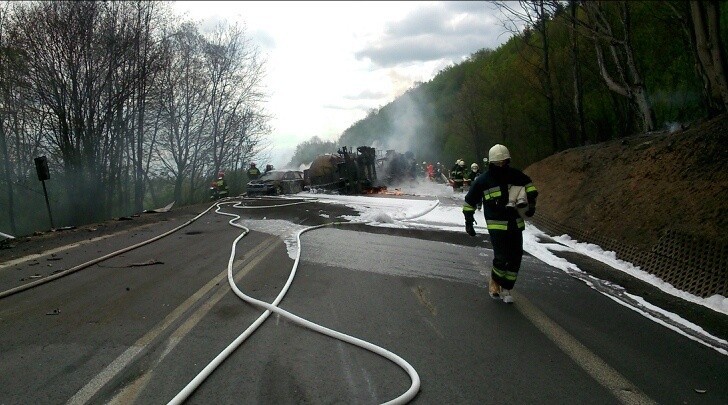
[0,193,437,403]
[169,196,440,404]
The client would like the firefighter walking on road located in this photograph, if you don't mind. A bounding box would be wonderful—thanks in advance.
[462,144,538,303]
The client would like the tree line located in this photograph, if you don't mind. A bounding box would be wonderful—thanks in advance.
[0,1,270,236]
[288,0,727,171]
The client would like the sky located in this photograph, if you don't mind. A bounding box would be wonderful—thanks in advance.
[171,1,514,168]
[230,184,728,356]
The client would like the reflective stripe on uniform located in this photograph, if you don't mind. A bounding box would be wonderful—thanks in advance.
[463,203,476,213]
[483,186,502,201]
[525,182,537,193]
[486,220,509,230]
[487,218,525,230]
[493,266,518,281]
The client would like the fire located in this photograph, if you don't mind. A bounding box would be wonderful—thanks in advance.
[363,186,403,196]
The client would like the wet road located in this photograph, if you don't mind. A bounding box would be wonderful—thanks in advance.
[0,196,725,404]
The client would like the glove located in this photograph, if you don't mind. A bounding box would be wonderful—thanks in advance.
[464,211,476,236]
[525,206,536,217]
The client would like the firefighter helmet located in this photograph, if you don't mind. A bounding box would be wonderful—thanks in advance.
[218,170,225,178]
[488,144,511,163]
[458,160,465,167]
[471,163,479,171]
[250,162,256,167]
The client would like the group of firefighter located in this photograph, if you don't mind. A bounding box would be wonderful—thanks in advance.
[210,144,537,305]
[209,162,276,201]
[419,158,487,192]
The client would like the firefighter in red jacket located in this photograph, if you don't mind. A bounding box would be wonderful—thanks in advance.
[462,144,538,303]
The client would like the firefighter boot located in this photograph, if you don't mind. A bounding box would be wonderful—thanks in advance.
[500,289,514,304]
[488,278,501,299]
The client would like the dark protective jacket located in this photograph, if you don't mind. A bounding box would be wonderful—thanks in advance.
[215,178,229,196]
[450,164,465,181]
[247,167,261,179]
[463,164,538,232]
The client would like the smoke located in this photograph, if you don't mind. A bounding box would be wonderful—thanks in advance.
[381,91,429,157]
[666,122,684,133]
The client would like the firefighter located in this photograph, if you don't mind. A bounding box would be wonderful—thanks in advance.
[469,162,481,181]
[450,159,466,191]
[247,162,261,180]
[462,144,538,303]
[210,171,229,200]
[436,162,446,183]
[426,162,435,181]
[264,164,274,174]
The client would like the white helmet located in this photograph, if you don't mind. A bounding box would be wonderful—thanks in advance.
[458,160,465,167]
[471,163,479,171]
[488,144,511,163]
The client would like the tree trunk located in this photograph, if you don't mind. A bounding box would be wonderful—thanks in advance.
[690,0,728,115]
[538,0,559,152]
[584,1,655,133]
[0,123,17,235]
[570,0,587,145]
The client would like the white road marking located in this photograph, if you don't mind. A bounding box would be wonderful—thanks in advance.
[68,238,279,405]
[514,292,656,405]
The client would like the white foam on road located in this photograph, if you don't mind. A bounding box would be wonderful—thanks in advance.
[269,191,728,354]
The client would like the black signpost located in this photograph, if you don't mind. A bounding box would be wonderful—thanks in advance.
[34,156,55,230]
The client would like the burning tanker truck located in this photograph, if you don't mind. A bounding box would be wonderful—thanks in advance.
[304,146,418,194]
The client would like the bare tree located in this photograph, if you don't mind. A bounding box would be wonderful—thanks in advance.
[155,22,210,204]
[128,1,166,212]
[578,1,656,133]
[454,74,488,162]
[201,23,266,179]
[689,0,728,115]
[569,0,587,145]
[0,2,16,234]
[495,1,560,151]
[10,1,141,222]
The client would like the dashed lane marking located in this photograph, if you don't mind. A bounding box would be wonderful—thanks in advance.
[68,235,281,405]
[513,291,656,405]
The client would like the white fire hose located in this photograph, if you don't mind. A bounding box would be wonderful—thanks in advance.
[169,196,440,404]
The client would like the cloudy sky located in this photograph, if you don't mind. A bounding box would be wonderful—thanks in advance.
[172,1,514,167]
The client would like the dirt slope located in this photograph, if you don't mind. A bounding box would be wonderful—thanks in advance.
[524,114,728,251]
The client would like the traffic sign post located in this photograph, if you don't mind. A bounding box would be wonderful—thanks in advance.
[34,156,55,230]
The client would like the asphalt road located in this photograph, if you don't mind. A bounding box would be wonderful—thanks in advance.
[0,196,725,404]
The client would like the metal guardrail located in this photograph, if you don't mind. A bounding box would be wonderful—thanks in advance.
[531,213,727,299]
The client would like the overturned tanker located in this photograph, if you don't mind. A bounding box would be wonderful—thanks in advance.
[304,146,417,194]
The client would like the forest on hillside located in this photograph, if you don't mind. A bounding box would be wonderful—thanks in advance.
[288,1,728,170]
[0,1,270,236]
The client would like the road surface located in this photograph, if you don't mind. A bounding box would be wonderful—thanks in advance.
[0,196,725,404]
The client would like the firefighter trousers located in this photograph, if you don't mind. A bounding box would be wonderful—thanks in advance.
[488,228,523,290]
